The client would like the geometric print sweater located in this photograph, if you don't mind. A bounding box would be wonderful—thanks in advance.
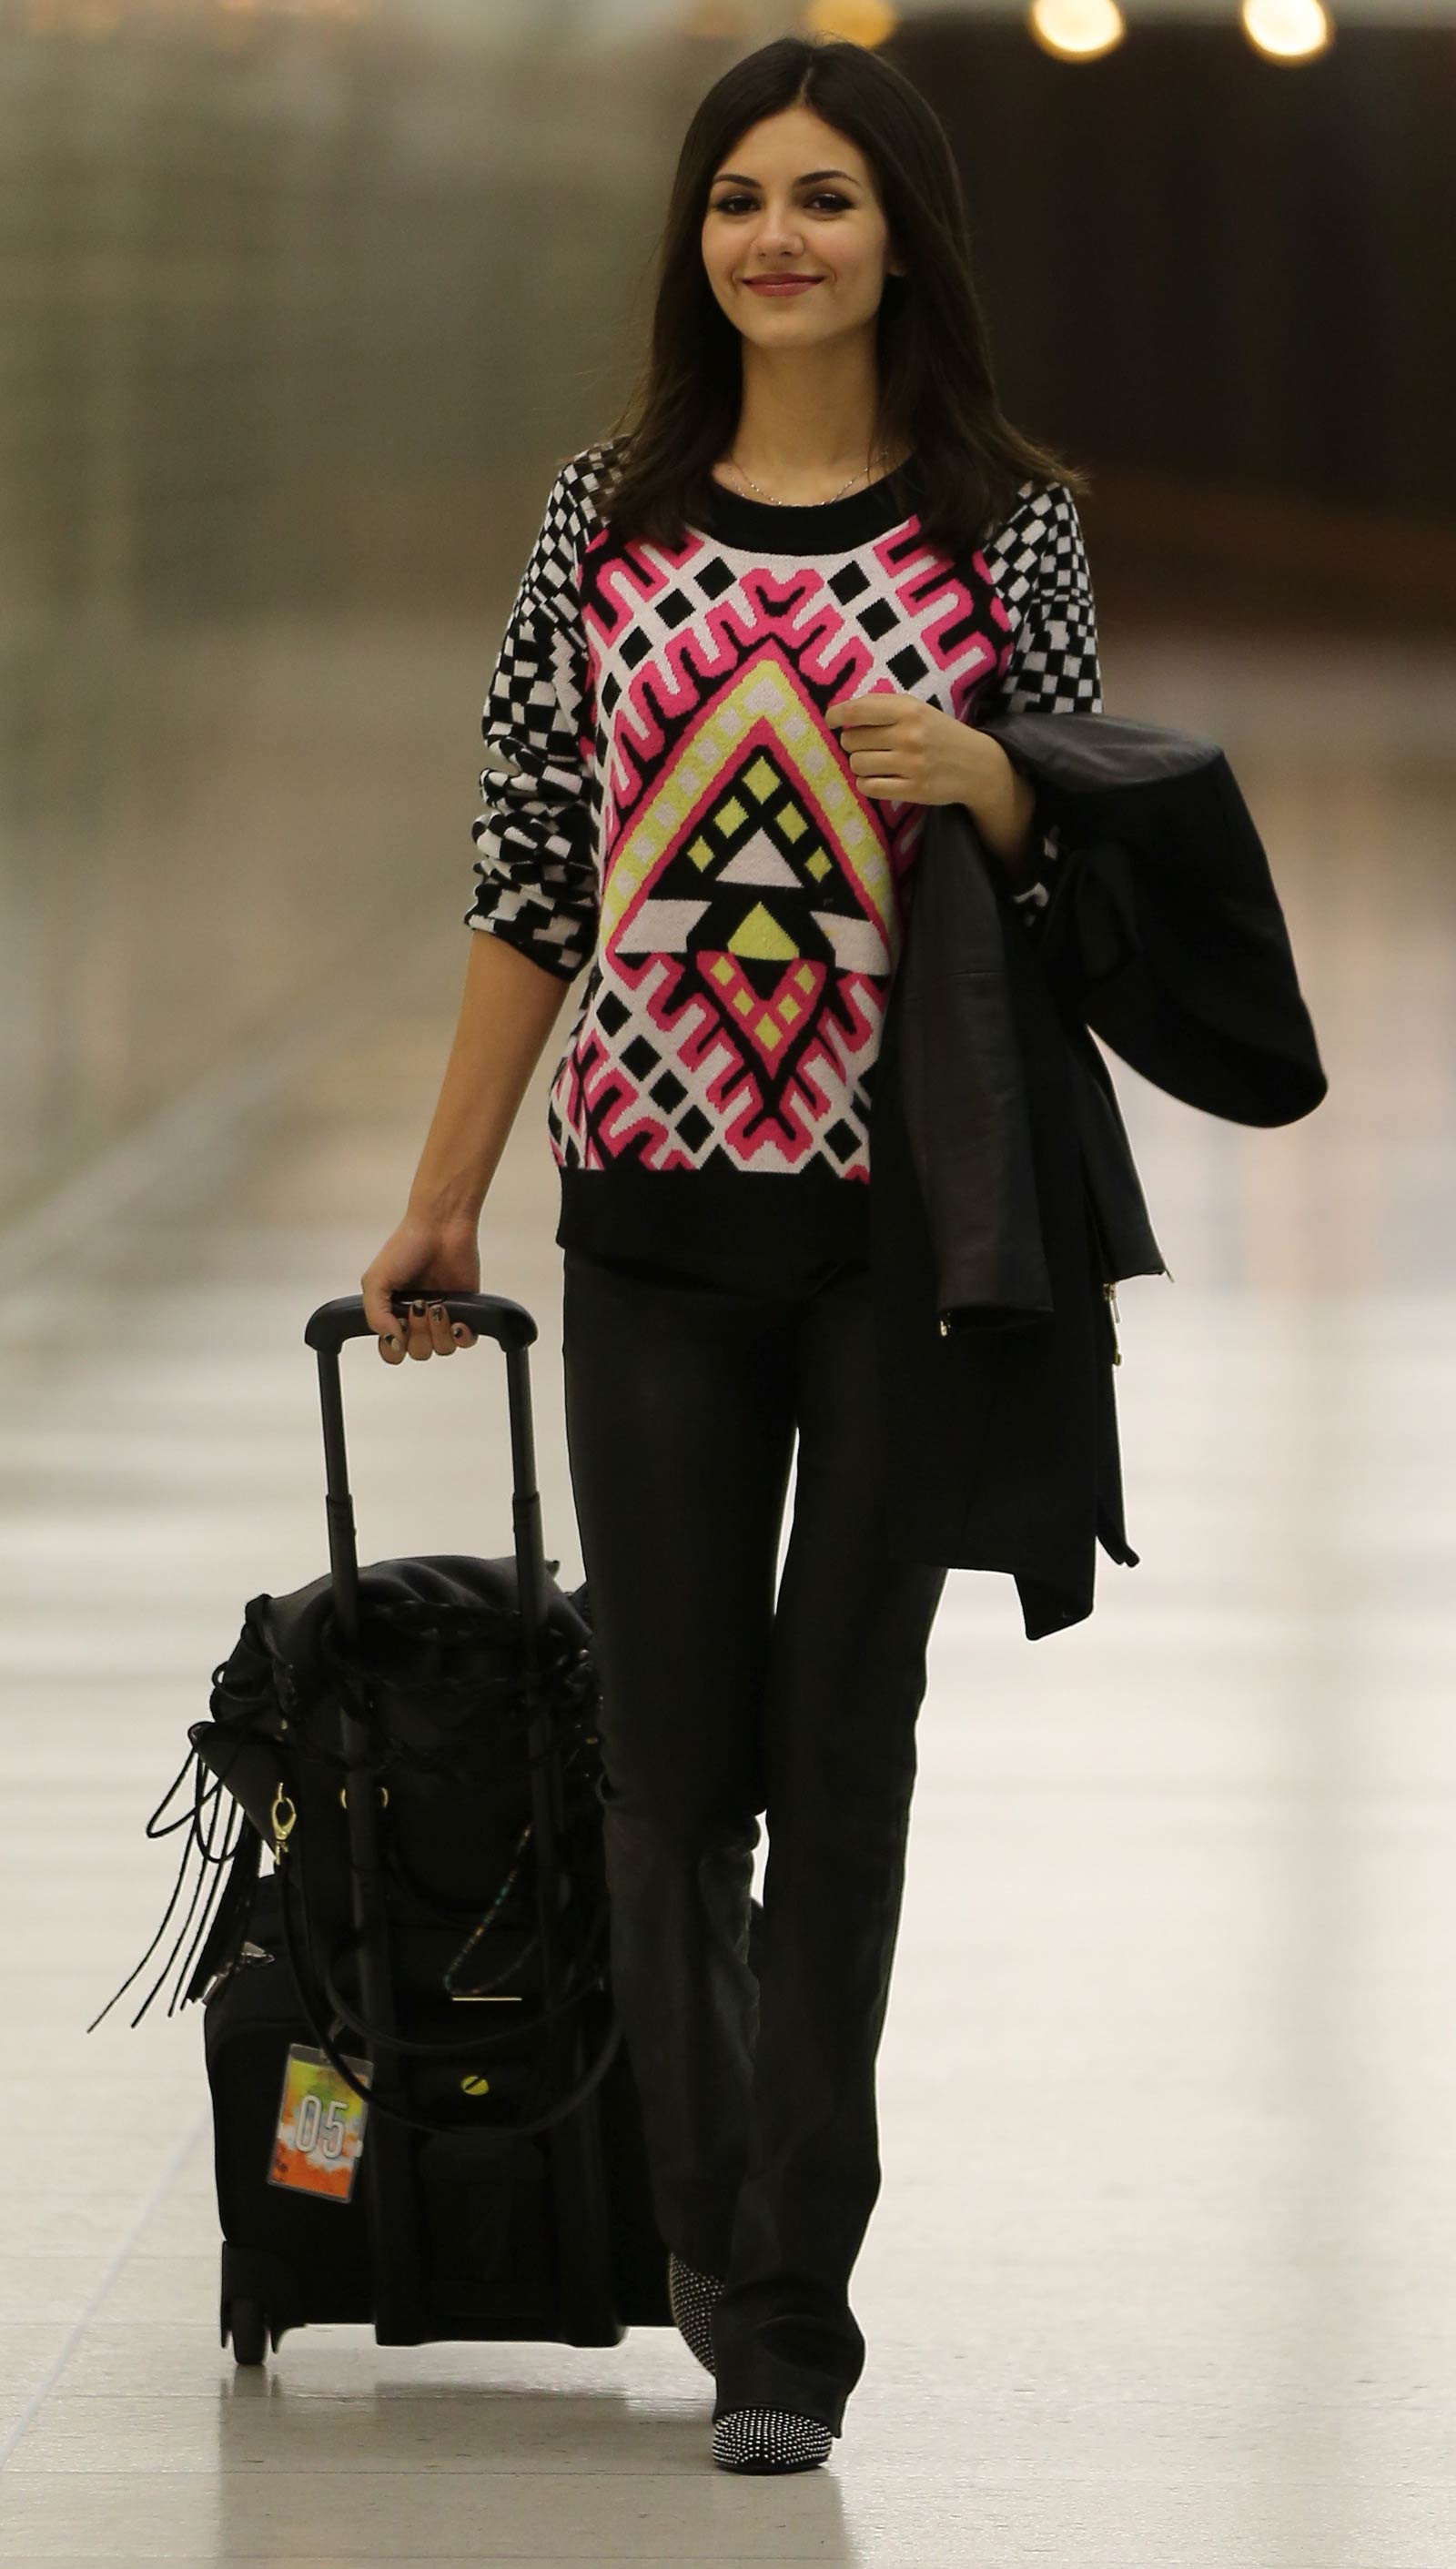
[465,436,1102,1282]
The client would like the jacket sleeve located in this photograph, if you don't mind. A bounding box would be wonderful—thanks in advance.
[975,480,1102,934]
[463,459,601,982]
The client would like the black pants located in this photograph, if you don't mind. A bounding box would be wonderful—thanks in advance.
[561,1245,947,2432]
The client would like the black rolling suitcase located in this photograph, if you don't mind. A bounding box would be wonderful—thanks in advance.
[96,1289,678,2365]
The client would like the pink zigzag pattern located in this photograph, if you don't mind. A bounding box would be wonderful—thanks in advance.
[552,950,875,1173]
[592,564,895,828]
[551,498,1036,1179]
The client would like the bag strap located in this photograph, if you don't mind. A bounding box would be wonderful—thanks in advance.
[183,1820,263,2006]
[272,1840,622,2142]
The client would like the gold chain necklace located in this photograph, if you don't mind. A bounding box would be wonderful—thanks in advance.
[723,445,893,507]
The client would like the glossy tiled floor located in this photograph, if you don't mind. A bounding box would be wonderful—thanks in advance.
[1,636,1454,2564]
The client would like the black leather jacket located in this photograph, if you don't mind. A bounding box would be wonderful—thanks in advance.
[867,708,1328,1640]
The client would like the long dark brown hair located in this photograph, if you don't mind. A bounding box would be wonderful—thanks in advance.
[594,33,1090,558]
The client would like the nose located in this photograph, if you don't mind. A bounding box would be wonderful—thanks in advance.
[743,238,809,272]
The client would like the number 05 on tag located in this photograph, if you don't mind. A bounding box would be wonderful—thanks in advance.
[269,2044,371,2202]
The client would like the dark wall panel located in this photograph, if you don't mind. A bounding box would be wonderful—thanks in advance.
[895,20,1455,519]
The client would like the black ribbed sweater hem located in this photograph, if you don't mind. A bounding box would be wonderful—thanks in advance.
[556,1162,872,1293]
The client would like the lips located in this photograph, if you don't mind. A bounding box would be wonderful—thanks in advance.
[744,277,822,293]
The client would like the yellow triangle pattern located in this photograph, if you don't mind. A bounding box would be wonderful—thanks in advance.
[600,653,894,965]
[727,902,798,961]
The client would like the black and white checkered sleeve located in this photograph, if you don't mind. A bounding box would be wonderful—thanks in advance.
[976,479,1103,933]
[464,458,601,981]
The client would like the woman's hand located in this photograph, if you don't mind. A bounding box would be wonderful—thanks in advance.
[360,1213,481,1364]
[824,689,989,809]
[825,689,1038,879]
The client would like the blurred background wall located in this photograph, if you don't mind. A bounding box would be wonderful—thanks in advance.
[2,0,1451,1233]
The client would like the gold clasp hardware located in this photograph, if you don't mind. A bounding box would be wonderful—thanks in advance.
[270,1786,298,1856]
[339,1782,389,1812]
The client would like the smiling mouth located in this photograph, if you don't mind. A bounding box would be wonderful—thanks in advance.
[743,277,824,290]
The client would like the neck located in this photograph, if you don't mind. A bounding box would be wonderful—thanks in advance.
[729,340,888,484]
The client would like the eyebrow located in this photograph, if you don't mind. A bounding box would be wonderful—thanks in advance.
[711,168,861,187]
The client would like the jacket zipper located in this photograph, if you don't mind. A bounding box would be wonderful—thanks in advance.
[941,1267,1170,1353]
[1101,1268,1181,1358]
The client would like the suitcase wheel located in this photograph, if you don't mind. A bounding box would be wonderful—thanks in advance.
[228,2301,269,2367]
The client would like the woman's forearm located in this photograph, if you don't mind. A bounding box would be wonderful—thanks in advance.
[408,927,574,1224]
[956,732,1040,887]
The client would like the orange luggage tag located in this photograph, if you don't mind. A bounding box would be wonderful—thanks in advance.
[268,2043,371,2203]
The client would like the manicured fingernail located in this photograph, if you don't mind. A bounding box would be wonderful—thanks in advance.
[451,1325,464,1340]
[386,1334,399,1350]
[430,1304,444,1320]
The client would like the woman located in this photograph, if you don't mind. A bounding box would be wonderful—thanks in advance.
[361,33,1102,2476]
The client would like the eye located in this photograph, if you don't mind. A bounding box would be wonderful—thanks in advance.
[712,192,851,217]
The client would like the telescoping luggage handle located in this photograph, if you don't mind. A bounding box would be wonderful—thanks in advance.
[299,1286,554,1873]
[305,1290,536,1357]
[296,1292,593,2165]
[302,1290,546,1654]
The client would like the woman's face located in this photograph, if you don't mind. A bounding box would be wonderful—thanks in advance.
[701,105,903,353]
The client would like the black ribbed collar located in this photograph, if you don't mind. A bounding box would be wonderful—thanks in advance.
[692,452,924,554]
